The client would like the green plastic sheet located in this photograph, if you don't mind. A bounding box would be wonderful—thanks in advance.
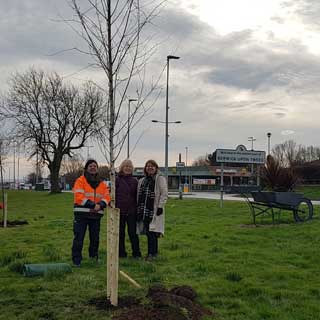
[23,263,72,277]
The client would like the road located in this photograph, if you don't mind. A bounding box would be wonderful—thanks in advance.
[169,192,320,205]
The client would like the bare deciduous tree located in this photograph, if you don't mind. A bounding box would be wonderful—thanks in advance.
[68,0,164,193]
[68,0,165,305]
[61,154,110,188]
[1,68,105,193]
[61,154,84,188]
[192,155,210,167]
[272,140,320,167]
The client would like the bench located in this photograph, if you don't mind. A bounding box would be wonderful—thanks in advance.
[245,191,313,224]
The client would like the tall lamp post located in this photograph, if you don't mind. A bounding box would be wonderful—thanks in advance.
[165,55,180,182]
[248,136,256,151]
[267,132,272,155]
[127,98,137,159]
[248,136,256,183]
[13,142,16,188]
[152,119,181,183]
[185,146,189,189]
[185,146,188,167]
[85,145,94,159]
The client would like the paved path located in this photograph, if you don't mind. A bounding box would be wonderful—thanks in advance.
[169,192,245,201]
[169,192,320,205]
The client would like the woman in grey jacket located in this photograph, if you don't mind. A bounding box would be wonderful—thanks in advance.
[137,159,168,260]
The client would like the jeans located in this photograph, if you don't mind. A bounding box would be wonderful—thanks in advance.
[145,222,158,256]
[119,214,141,257]
[72,215,101,264]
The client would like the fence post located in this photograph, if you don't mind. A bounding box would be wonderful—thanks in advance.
[3,193,7,228]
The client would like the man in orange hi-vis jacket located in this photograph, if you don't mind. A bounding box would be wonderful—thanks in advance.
[71,159,111,267]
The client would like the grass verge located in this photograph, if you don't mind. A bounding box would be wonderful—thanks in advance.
[0,190,320,319]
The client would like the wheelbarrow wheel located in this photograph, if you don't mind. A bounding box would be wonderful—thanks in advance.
[294,198,313,222]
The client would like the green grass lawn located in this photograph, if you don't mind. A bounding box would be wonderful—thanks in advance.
[296,185,320,200]
[1,191,320,320]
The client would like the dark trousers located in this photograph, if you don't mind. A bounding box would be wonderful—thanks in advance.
[145,222,158,256]
[72,216,101,264]
[119,214,141,257]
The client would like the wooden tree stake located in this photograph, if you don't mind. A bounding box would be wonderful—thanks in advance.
[120,270,142,289]
[107,207,120,306]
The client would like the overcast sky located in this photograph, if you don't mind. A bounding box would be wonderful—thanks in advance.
[1,0,320,179]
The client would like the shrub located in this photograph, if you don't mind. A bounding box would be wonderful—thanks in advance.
[260,155,300,191]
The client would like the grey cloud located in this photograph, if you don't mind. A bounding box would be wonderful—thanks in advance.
[206,64,285,90]
[0,0,91,68]
[156,7,320,93]
[274,112,286,118]
[270,16,285,24]
[293,0,320,29]
[157,5,320,95]
[2,0,320,164]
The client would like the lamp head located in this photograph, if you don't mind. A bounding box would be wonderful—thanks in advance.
[167,55,180,60]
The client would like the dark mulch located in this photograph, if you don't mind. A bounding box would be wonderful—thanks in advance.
[0,220,28,227]
[88,284,213,320]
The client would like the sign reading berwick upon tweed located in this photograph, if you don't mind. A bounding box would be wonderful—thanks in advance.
[216,145,265,164]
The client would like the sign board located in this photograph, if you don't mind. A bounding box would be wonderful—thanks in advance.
[216,145,265,164]
[215,169,237,174]
[193,178,216,185]
[176,162,185,168]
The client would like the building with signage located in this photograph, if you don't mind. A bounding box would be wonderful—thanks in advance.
[133,164,257,191]
[133,145,266,191]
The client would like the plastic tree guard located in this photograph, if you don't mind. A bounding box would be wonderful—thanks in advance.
[23,263,72,277]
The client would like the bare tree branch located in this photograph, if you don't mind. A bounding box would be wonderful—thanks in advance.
[1,68,105,193]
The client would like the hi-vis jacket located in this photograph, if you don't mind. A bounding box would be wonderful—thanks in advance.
[73,175,111,218]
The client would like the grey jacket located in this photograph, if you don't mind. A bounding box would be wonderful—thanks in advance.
[136,173,168,235]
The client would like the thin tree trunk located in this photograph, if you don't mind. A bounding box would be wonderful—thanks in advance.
[106,0,119,306]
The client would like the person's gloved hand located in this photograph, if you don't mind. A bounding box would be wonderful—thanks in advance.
[156,208,163,216]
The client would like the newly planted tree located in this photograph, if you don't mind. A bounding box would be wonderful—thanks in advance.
[69,0,165,304]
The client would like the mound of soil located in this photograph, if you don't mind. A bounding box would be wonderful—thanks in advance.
[88,284,213,320]
[0,220,28,227]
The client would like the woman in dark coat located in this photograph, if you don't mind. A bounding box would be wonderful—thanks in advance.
[116,159,141,258]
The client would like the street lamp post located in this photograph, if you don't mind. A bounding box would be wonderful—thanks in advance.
[86,145,94,159]
[152,119,181,183]
[185,146,189,187]
[13,142,16,188]
[185,146,188,167]
[248,136,256,151]
[36,148,39,184]
[267,132,272,155]
[165,55,180,182]
[127,98,137,159]
[248,136,256,183]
